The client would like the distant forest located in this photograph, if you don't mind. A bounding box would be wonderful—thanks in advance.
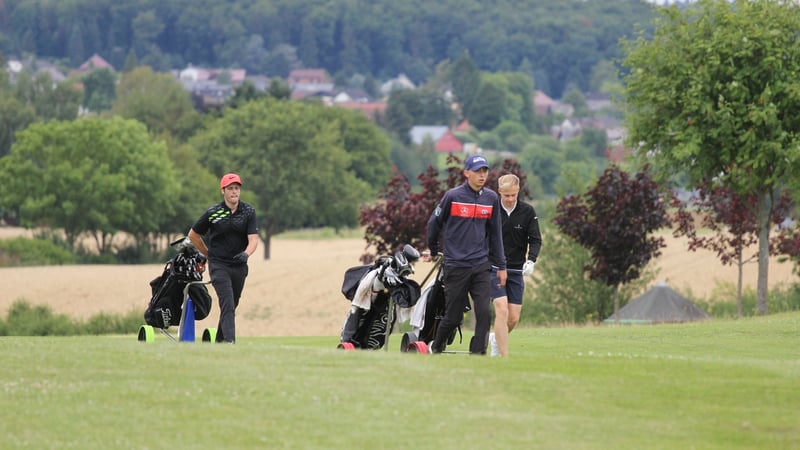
[0,0,658,97]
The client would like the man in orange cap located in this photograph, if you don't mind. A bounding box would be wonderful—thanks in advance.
[188,173,259,344]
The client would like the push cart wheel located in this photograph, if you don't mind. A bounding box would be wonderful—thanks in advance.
[202,328,217,342]
[400,332,417,352]
[337,342,356,350]
[137,325,155,343]
[406,341,429,354]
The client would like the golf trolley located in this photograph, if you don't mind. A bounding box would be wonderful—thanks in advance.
[337,244,422,351]
[137,237,216,343]
[400,258,465,354]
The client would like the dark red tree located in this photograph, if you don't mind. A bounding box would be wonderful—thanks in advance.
[671,183,797,318]
[553,164,671,322]
[359,154,528,263]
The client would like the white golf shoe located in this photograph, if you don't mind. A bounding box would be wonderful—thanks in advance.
[489,332,500,357]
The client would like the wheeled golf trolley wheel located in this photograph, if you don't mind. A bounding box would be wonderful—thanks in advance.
[202,328,217,342]
[137,325,155,342]
[400,332,417,352]
[337,342,356,350]
[406,341,429,354]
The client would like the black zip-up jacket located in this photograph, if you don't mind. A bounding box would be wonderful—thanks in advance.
[427,182,506,270]
[501,201,542,270]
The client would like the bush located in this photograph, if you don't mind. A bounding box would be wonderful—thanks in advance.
[1,300,145,336]
[0,236,76,267]
[693,282,800,318]
[82,311,144,334]
[3,300,78,335]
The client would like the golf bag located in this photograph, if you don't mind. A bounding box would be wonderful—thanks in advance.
[144,238,212,329]
[339,245,421,350]
[402,262,463,352]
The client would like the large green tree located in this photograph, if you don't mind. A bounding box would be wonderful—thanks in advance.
[622,0,800,314]
[112,66,201,141]
[0,117,179,252]
[191,99,384,258]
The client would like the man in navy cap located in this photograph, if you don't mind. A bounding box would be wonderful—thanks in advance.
[424,155,506,355]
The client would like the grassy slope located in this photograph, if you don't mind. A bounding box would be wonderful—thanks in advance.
[1,313,798,449]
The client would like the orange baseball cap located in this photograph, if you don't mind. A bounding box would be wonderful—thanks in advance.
[220,173,242,189]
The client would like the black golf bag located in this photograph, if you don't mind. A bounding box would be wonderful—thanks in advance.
[339,245,421,350]
[402,262,463,352]
[144,238,212,329]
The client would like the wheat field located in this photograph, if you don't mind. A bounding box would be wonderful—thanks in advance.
[0,227,796,336]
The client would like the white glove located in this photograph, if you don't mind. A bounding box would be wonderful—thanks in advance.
[522,260,535,276]
[381,266,401,286]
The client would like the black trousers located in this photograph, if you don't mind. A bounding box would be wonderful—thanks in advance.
[210,262,248,343]
[431,262,492,354]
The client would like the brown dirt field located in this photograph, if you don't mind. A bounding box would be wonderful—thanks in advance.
[1,228,796,336]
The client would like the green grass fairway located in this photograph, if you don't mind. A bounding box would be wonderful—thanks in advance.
[2,314,798,449]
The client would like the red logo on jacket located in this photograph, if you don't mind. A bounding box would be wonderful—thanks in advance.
[451,202,492,219]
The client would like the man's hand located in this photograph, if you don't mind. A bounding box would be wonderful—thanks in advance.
[233,251,249,263]
[497,269,508,288]
[522,260,535,276]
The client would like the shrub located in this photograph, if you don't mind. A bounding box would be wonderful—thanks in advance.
[0,237,76,267]
[83,311,144,335]
[1,300,145,336]
[4,300,78,335]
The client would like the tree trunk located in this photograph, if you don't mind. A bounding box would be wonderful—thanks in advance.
[736,250,743,319]
[613,284,620,324]
[260,232,272,260]
[756,191,771,315]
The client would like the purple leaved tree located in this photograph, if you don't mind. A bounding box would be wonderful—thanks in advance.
[553,165,671,323]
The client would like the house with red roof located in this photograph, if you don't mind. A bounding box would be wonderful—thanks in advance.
[69,54,114,77]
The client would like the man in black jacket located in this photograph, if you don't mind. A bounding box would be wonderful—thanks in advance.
[489,174,542,357]
[425,155,506,355]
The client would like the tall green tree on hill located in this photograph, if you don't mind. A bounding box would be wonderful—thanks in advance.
[191,99,390,258]
[622,0,800,314]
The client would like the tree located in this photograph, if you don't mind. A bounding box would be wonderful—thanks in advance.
[0,93,36,158]
[0,118,179,252]
[315,107,392,189]
[227,80,266,109]
[671,183,796,318]
[191,99,381,258]
[468,76,506,131]
[553,165,671,322]
[14,71,82,121]
[82,68,117,112]
[449,51,481,119]
[385,88,453,142]
[122,49,139,73]
[528,230,653,324]
[266,77,291,100]
[112,66,201,141]
[622,0,800,314]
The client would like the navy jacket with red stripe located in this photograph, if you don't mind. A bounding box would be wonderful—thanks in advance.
[426,182,506,270]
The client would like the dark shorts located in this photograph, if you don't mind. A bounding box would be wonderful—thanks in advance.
[491,268,524,305]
